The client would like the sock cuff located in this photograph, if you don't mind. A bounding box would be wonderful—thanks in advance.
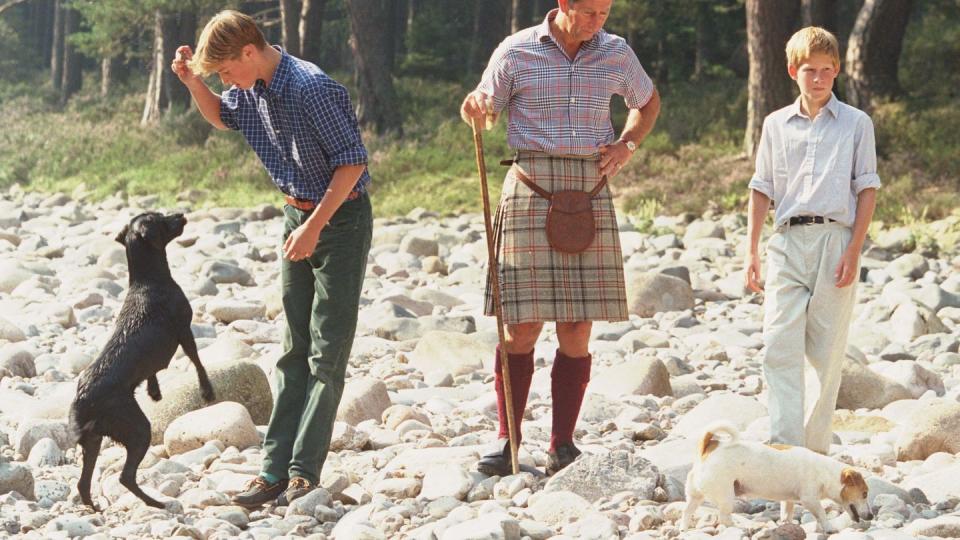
[495,346,535,375]
[552,350,592,381]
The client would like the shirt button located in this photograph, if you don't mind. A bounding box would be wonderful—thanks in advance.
[570,98,576,104]
[571,130,577,137]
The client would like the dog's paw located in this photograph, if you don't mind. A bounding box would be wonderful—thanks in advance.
[200,383,215,402]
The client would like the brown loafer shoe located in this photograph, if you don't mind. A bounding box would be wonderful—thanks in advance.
[276,476,314,506]
[232,476,288,508]
[546,443,581,475]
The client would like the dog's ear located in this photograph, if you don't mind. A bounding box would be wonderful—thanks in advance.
[841,468,864,487]
[114,224,129,245]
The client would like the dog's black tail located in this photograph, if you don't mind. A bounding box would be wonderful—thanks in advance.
[68,399,96,445]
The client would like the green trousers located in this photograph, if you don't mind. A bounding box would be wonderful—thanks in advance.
[261,193,372,484]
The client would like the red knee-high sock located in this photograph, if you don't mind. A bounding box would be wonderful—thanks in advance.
[495,345,535,442]
[550,350,592,452]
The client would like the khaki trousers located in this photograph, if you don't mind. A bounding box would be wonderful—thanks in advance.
[762,221,857,453]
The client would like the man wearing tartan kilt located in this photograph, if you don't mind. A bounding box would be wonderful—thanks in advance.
[460,0,660,476]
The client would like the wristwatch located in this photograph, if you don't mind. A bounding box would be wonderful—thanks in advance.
[620,139,637,152]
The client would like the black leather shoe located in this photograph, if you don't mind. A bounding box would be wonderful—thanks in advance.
[546,443,581,475]
[232,476,288,508]
[476,440,513,477]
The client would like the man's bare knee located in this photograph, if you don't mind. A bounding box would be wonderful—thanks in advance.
[505,322,543,353]
[556,321,592,357]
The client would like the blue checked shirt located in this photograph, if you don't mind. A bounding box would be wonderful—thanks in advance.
[220,47,370,202]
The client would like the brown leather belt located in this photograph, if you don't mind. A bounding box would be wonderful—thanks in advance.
[284,191,360,211]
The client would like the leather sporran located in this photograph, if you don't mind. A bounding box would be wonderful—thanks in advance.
[512,166,607,254]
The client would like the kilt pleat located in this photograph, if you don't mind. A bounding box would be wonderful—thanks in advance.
[483,150,628,324]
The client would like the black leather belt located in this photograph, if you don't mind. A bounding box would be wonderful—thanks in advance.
[788,215,835,226]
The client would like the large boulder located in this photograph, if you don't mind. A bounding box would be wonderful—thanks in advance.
[0,345,35,378]
[13,419,72,456]
[590,357,672,398]
[139,359,272,444]
[528,490,595,528]
[0,317,25,343]
[336,378,391,426]
[902,463,960,503]
[625,272,695,318]
[0,462,34,499]
[895,401,960,461]
[869,361,944,398]
[836,357,912,410]
[0,261,33,294]
[673,393,766,439]
[543,451,659,502]
[163,401,260,456]
[408,331,489,379]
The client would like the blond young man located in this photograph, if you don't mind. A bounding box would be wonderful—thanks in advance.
[745,27,879,454]
[172,10,372,507]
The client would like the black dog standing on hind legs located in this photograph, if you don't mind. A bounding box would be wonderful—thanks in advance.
[69,212,215,510]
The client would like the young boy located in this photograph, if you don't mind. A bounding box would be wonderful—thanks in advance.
[171,10,373,507]
[745,27,879,454]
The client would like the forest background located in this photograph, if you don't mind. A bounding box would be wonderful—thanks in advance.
[0,0,957,235]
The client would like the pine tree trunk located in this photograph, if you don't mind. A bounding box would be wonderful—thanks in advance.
[845,0,913,111]
[50,0,62,91]
[60,4,82,104]
[406,0,416,34]
[533,0,546,22]
[280,0,301,54]
[141,10,164,126]
[511,0,531,33]
[693,1,709,80]
[101,57,113,98]
[299,0,326,63]
[344,0,402,134]
[744,0,799,157]
[801,0,837,30]
[467,0,481,78]
[164,11,195,113]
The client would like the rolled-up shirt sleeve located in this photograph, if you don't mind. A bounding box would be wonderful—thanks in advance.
[475,42,514,115]
[620,42,654,109]
[748,117,775,200]
[219,87,241,131]
[852,114,881,193]
[303,82,368,168]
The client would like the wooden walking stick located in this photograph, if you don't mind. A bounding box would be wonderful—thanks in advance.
[471,116,520,475]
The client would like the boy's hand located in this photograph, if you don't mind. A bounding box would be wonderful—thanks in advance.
[283,222,321,262]
[834,247,860,288]
[744,253,764,293]
[171,45,199,85]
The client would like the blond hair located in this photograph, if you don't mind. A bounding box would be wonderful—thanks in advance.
[189,10,267,76]
[785,26,840,69]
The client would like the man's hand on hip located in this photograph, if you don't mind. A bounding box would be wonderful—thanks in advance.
[598,141,633,178]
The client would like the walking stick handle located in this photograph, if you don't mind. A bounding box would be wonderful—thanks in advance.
[471,117,521,476]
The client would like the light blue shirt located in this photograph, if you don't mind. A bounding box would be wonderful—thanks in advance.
[749,94,880,228]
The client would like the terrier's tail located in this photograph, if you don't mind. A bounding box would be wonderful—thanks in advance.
[698,421,739,460]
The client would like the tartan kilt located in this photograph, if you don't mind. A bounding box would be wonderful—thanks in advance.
[483,150,629,324]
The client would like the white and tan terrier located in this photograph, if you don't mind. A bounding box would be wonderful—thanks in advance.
[682,422,872,533]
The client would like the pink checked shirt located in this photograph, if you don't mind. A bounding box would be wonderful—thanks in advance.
[476,9,655,156]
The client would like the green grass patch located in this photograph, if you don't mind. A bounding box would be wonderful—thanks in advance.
[2,74,957,226]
